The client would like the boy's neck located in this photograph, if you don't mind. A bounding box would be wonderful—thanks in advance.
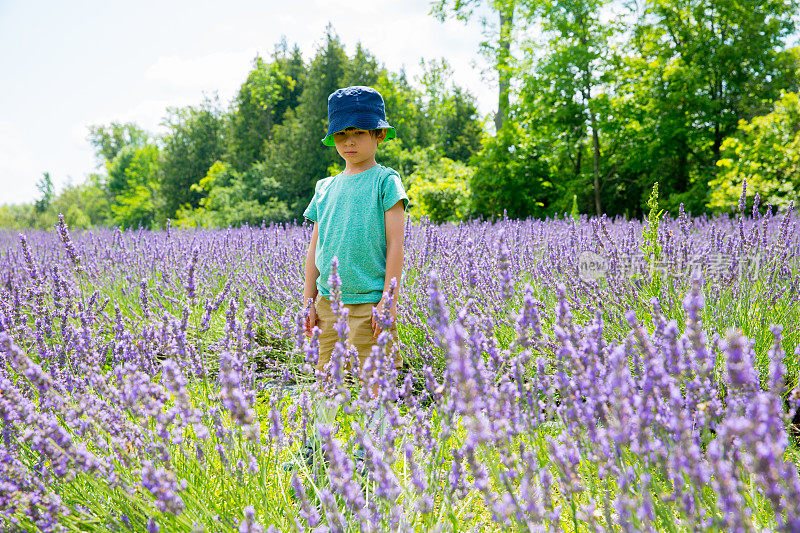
[342,159,379,175]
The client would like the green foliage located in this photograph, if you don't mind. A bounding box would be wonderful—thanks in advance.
[629,0,799,214]
[519,0,619,216]
[431,0,520,131]
[418,59,484,162]
[500,0,800,218]
[260,27,350,218]
[106,145,138,198]
[0,204,34,229]
[50,175,111,227]
[87,122,148,165]
[641,182,664,295]
[1,174,111,230]
[342,42,381,88]
[373,139,421,179]
[107,144,163,229]
[14,8,800,228]
[374,70,427,153]
[709,91,800,212]
[570,194,579,221]
[64,204,91,229]
[406,156,474,223]
[470,121,553,219]
[175,161,289,228]
[34,173,55,215]
[6,29,485,230]
[161,98,225,219]
[225,43,306,171]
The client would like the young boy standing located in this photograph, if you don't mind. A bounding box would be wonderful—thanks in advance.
[299,85,407,462]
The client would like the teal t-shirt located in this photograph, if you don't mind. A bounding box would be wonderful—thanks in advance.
[303,164,408,304]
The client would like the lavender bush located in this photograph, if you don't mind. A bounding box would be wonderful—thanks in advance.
[1,192,799,531]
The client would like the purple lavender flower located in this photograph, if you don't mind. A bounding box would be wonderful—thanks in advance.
[238,505,265,533]
[426,271,449,343]
[738,178,747,214]
[218,351,258,443]
[55,213,83,271]
[290,472,321,528]
[318,487,346,533]
[140,460,185,514]
[496,229,513,299]
[185,248,199,300]
[3,202,800,531]
[752,192,761,219]
[268,391,284,442]
[18,234,38,280]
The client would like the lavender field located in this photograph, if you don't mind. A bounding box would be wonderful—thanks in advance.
[2,198,800,532]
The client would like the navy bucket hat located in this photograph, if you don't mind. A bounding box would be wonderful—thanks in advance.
[322,86,397,146]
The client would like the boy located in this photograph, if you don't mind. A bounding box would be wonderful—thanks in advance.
[299,85,407,466]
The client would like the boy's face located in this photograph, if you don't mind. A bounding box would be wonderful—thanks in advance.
[332,127,386,169]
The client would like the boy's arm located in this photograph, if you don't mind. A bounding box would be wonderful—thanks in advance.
[304,222,320,302]
[374,200,405,336]
[303,222,320,335]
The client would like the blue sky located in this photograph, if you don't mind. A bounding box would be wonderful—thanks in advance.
[0,0,495,205]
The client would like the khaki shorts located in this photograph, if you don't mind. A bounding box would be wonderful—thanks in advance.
[314,294,403,376]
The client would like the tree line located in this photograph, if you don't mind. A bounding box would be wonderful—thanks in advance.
[2,0,799,229]
[439,0,800,219]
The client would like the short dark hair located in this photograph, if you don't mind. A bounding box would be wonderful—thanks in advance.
[337,126,387,140]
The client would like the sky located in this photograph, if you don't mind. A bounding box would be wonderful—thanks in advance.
[0,0,497,206]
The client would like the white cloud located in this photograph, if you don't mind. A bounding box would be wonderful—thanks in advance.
[0,121,43,206]
[144,49,258,103]
[311,0,392,16]
[75,95,208,146]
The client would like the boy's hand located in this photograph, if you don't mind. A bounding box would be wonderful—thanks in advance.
[372,297,397,338]
[304,299,318,337]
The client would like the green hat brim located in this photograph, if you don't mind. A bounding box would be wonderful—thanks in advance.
[322,127,396,147]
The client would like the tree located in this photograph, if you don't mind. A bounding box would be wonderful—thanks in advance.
[374,69,428,153]
[525,0,617,215]
[106,145,138,198]
[470,121,553,219]
[517,62,589,214]
[431,0,520,132]
[709,91,800,212]
[225,42,306,171]
[160,97,225,218]
[631,0,800,212]
[439,88,484,162]
[264,39,307,126]
[0,204,34,229]
[50,174,110,227]
[262,26,350,217]
[342,43,381,88]
[107,143,162,228]
[34,172,55,215]
[418,59,484,162]
[87,122,148,166]
[175,161,289,227]
[406,156,474,222]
